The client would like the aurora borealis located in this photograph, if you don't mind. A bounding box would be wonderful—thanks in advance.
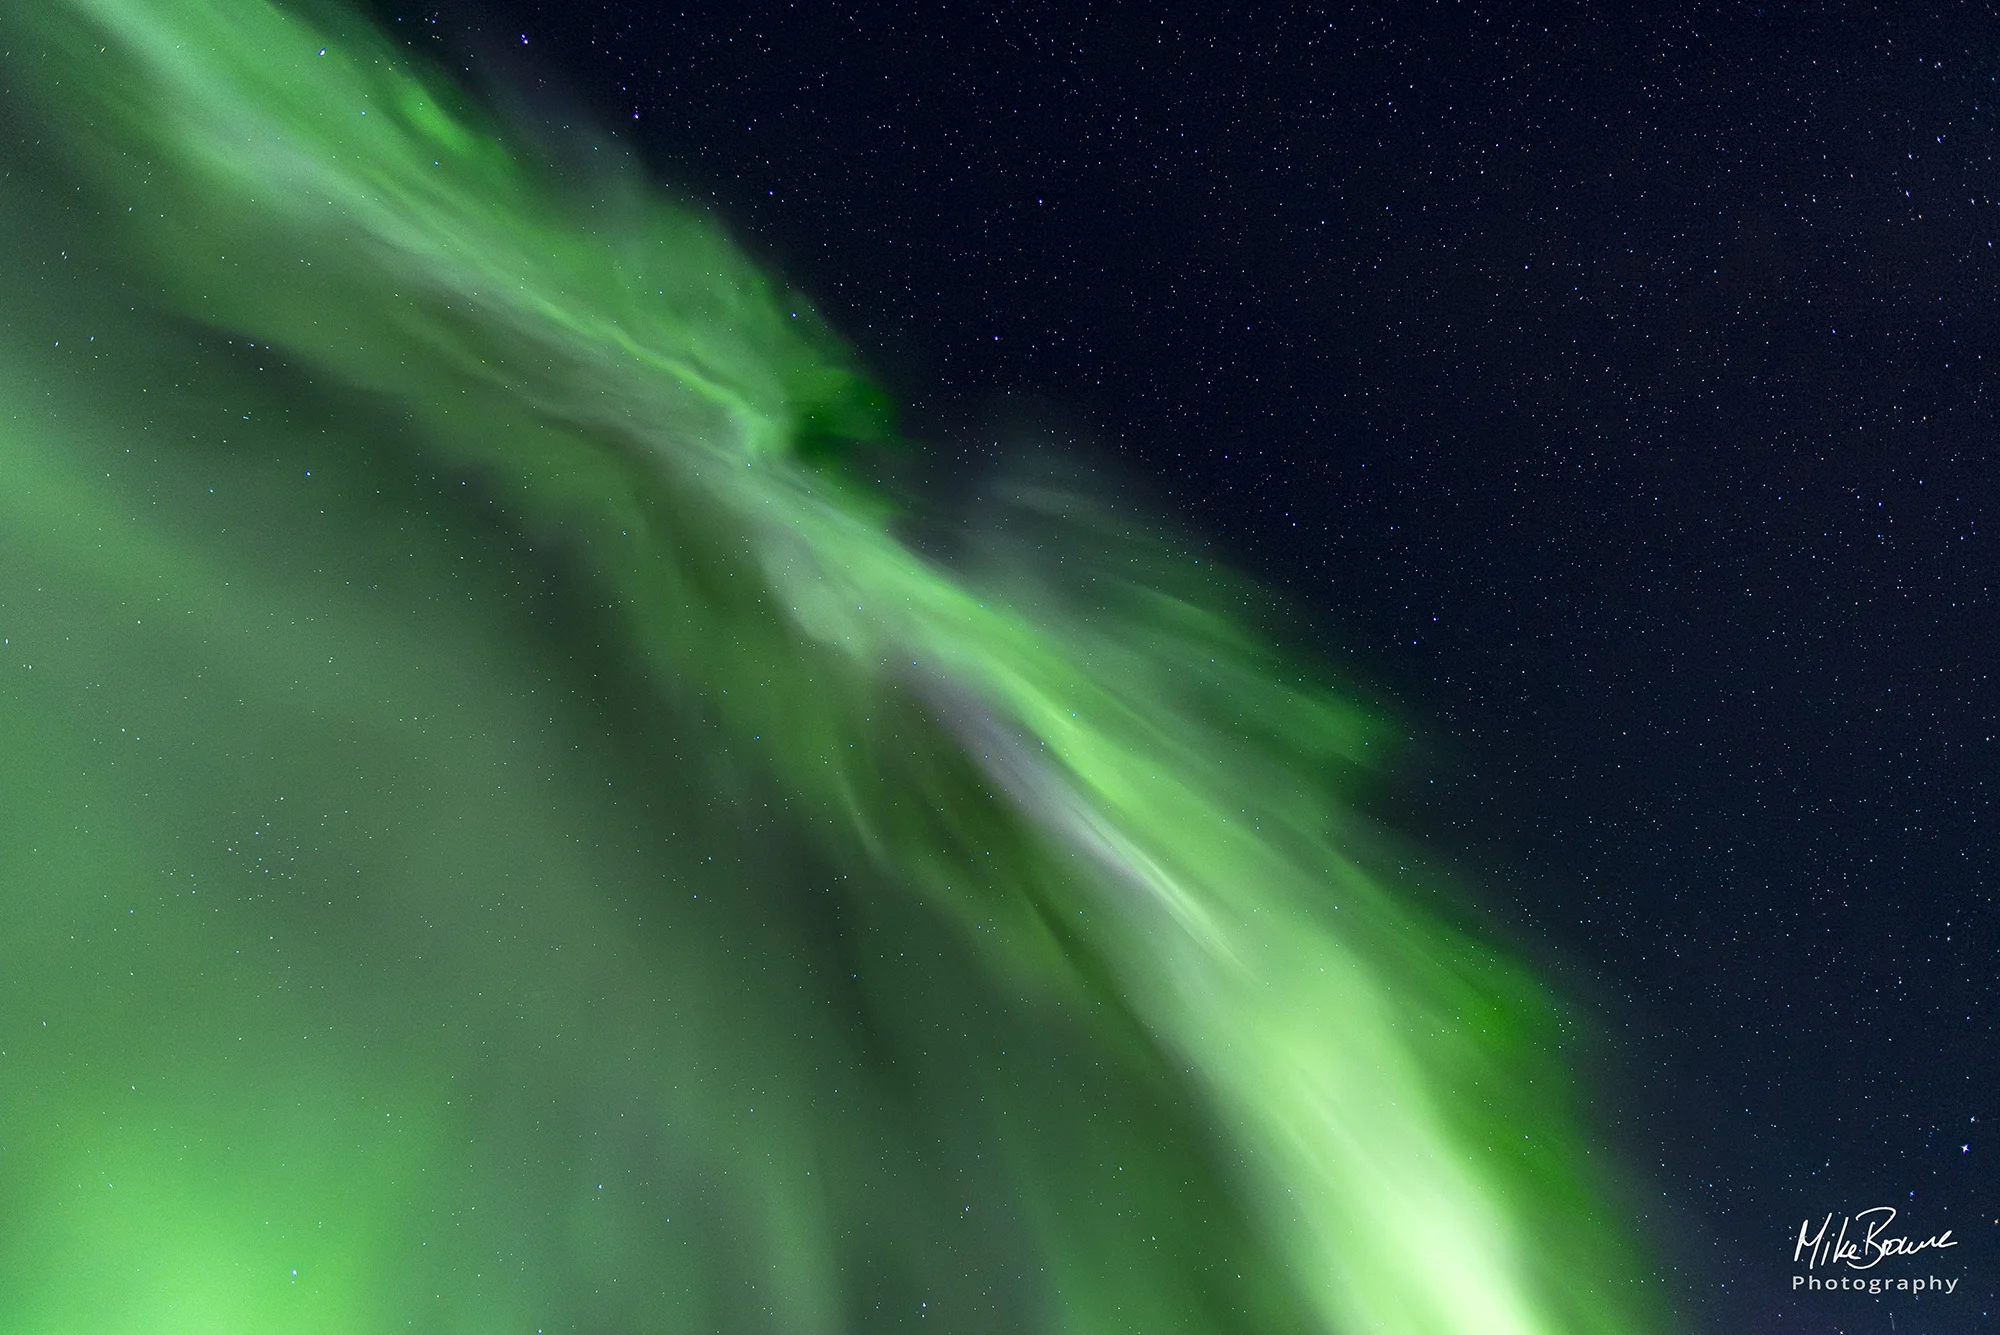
[0,1,1653,1330]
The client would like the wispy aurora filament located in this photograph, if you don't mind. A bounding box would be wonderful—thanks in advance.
[0,1,1648,1331]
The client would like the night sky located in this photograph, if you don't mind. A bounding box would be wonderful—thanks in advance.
[373,4,1997,1328]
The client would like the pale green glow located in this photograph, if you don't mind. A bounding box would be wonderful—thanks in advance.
[0,1,1648,1330]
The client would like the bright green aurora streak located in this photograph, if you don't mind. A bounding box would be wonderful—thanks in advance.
[0,1,1650,1331]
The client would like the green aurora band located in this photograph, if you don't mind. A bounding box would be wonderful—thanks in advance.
[0,1,1650,1331]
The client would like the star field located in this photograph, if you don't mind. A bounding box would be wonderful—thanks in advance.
[378,3,2000,1326]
